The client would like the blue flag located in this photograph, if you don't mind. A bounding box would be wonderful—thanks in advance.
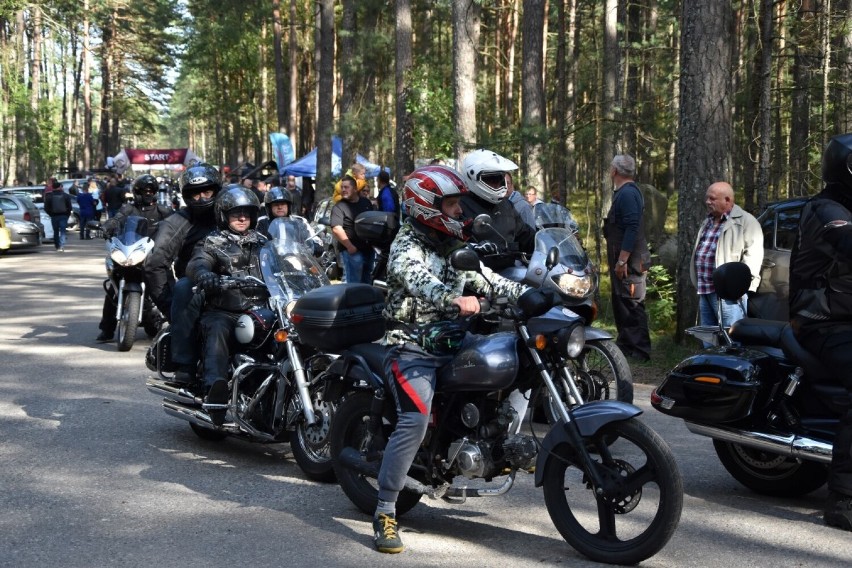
[269,132,295,175]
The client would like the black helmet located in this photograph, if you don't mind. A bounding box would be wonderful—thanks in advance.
[215,185,261,231]
[263,186,293,218]
[179,163,221,210]
[132,174,159,206]
[822,133,852,191]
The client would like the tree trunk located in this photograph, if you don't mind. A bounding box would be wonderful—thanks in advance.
[340,0,356,168]
[453,0,480,161]
[600,0,619,218]
[522,0,546,191]
[835,0,852,132]
[790,0,816,197]
[315,0,335,201]
[675,1,734,340]
[273,0,287,132]
[290,0,300,150]
[755,0,774,214]
[28,5,41,182]
[98,9,115,165]
[395,0,414,184]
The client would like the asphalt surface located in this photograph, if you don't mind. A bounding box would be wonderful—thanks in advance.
[1,237,850,567]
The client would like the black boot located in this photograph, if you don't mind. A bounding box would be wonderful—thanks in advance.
[826,491,852,531]
[204,379,229,426]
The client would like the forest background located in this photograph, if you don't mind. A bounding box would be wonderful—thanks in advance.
[2,0,851,340]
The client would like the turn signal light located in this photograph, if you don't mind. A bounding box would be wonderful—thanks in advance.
[693,376,722,385]
[535,334,547,350]
[274,329,289,343]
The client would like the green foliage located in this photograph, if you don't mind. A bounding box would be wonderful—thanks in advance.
[407,69,454,157]
[645,264,677,334]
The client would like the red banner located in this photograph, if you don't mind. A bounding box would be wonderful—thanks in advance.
[125,148,188,165]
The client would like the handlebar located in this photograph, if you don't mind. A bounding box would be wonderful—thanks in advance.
[191,275,265,294]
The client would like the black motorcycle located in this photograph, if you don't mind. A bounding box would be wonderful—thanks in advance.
[652,262,848,496]
[295,246,682,565]
[145,218,338,481]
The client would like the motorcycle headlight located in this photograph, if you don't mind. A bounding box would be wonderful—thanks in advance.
[563,325,585,358]
[110,249,128,265]
[552,273,594,299]
[126,248,148,266]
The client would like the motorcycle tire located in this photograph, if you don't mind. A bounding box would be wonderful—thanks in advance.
[713,440,828,497]
[289,386,336,482]
[329,391,422,516]
[542,417,683,565]
[116,291,141,352]
[190,423,228,441]
[543,339,634,424]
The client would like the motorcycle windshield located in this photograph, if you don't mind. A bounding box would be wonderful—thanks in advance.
[534,227,589,271]
[116,216,151,245]
[260,218,330,303]
[533,203,579,233]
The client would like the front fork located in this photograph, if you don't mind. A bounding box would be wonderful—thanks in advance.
[283,339,317,425]
[113,278,146,325]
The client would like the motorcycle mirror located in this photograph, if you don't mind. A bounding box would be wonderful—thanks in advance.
[546,246,559,271]
[471,214,508,249]
[450,247,482,272]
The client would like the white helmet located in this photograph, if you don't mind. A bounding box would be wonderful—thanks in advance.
[461,149,519,204]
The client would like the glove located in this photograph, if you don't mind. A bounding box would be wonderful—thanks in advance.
[196,272,221,294]
[472,241,500,256]
[517,288,555,318]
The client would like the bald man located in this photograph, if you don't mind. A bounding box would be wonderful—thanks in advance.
[689,181,764,328]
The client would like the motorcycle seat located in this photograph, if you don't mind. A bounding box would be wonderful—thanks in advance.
[729,318,786,346]
[779,324,834,381]
[346,342,388,375]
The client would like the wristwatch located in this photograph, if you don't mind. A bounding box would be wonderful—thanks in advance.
[616,260,627,266]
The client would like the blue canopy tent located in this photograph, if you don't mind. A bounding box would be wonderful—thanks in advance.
[283,136,388,178]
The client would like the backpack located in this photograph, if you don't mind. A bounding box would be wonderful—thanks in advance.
[48,191,69,215]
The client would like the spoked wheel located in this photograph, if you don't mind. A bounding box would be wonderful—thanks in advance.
[290,386,337,482]
[542,418,683,565]
[713,440,828,497]
[544,340,634,424]
[329,391,422,516]
[116,291,141,352]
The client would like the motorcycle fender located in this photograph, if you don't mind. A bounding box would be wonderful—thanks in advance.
[123,281,144,294]
[533,401,642,487]
[322,356,383,403]
[583,326,613,341]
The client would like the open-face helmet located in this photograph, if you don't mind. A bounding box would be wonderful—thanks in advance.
[215,185,260,231]
[263,186,293,218]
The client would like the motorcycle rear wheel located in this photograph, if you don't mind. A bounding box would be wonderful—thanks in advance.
[542,418,683,565]
[289,386,336,482]
[713,440,828,496]
[329,391,422,516]
[544,340,634,424]
[117,291,141,352]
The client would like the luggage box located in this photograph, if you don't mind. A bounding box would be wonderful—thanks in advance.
[290,283,386,351]
[354,211,399,247]
[653,347,776,423]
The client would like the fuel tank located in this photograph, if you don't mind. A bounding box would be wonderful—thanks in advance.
[438,332,519,392]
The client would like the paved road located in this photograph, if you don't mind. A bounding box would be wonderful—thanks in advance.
[1,239,850,567]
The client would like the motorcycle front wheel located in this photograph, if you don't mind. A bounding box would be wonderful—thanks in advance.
[116,291,141,352]
[329,391,422,516]
[542,418,683,565]
[289,386,336,482]
[713,440,828,497]
[544,339,634,424]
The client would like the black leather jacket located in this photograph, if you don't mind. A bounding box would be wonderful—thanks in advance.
[461,194,535,271]
[186,229,269,313]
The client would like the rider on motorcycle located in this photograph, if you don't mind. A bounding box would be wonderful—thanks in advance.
[186,186,269,425]
[145,164,222,383]
[789,132,852,531]
[459,149,536,272]
[371,165,539,553]
[256,186,323,256]
[96,175,173,342]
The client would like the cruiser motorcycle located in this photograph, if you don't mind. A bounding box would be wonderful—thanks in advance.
[299,246,682,565]
[102,215,162,351]
[145,218,338,481]
[472,204,633,418]
[652,262,849,496]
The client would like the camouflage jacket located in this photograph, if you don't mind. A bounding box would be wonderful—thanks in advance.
[383,221,527,345]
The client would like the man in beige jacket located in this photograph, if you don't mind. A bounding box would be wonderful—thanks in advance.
[690,181,763,327]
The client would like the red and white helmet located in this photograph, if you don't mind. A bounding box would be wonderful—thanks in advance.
[403,165,469,239]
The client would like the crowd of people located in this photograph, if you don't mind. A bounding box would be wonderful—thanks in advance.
[31,140,852,549]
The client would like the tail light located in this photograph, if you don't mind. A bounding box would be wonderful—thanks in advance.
[24,211,31,222]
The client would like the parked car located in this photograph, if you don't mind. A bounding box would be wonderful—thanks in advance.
[0,208,11,254]
[749,197,807,321]
[5,218,42,250]
[0,186,84,242]
[0,192,45,241]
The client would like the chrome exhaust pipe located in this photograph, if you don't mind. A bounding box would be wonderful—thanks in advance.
[161,400,241,436]
[685,422,832,464]
[146,379,198,406]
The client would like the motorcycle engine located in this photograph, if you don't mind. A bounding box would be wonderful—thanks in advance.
[453,440,497,479]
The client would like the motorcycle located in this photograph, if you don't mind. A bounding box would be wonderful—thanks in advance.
[145,218,338,481]
[651,261,850,496]
[102,215,162,351]
[296,246,682,565]
[471,204,634,418]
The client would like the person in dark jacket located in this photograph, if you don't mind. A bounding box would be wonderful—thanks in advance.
[143,164,222,379]
[43,180,73,252]
[186,186,268,424]
[76,183,97,240]
[96,175,174,342]
[459,149,535,272]
[789,132,852,532]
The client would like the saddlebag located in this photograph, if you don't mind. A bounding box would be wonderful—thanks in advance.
[145,328,177,374]
[290,283,386,351]
[653,347,776,423]
[354,211,400,247]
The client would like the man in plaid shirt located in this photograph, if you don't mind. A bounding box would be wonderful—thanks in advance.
[689,181,763,328]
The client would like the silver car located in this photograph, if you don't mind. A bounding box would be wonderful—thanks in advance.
[0,193,45,241]
[4,218,42,250]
